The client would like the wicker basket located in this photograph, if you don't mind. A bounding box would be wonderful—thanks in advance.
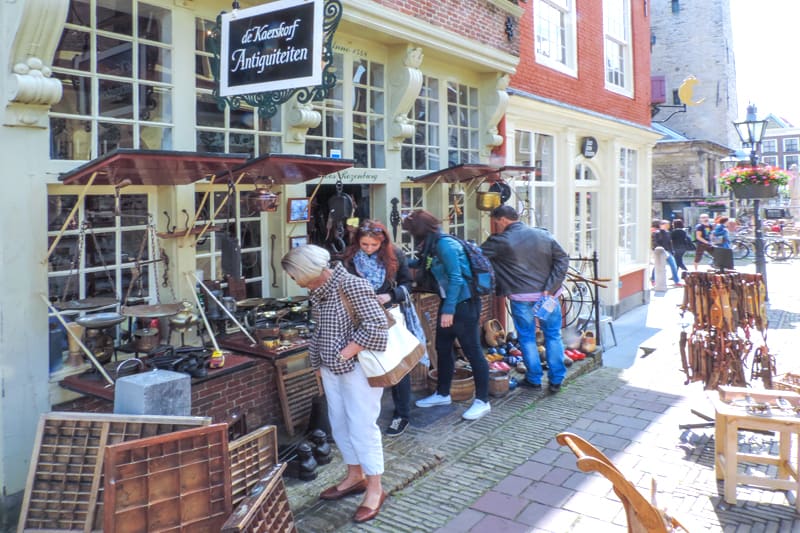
[428,368,474,401]
[488,370,509,398]
[774,373,800,393]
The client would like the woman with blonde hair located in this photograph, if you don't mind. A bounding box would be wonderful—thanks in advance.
[281,245,389,522]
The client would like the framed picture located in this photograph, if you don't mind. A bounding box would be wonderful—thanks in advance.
[287,197,310,223]
[289,235,308,249]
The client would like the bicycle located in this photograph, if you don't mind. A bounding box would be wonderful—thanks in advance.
[764,239,796,261]
[730,238,752,260]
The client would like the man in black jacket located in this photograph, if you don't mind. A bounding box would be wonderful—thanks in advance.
[481,206,569,393]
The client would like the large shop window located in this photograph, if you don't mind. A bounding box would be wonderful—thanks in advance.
[51,0,174,160]
[514,130,555,231]
[574,164,599,258]
[47,193,156,303]
[402,76,440,171]
[195,19,282,156]
[617,147,638,266]
[399,185,425,258]
[194,188,263,298]
[305,47,386,168]
[603,0,632,95]
[534,0,577,76]
[447,82,480,167]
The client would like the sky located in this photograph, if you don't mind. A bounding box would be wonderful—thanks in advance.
[731,0,800,125]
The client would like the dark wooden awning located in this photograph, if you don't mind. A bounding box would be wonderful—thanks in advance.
[221,153,356,184]
[408,164,537,184]
[59,149,249,186]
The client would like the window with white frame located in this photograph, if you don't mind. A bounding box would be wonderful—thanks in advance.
[618,147,638,266]
[194,188,264,297]
[51,0,174,160]
[534,0,577,76]
[402,76,441,171]
[305,51,345,159]
[761,155,778,167]
[785,155,799,170]
[447,82,480,166]
[47,192,155,304]
[603,0,632,94]
[352,59,386,168]
[514,131,556,231]
[448,184,467,240]
[761,139,777,153]
[399,185,425,258]
[195,19,282,156]
[783,137,799,152]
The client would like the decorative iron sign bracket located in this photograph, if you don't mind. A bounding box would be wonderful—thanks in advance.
[206,0,343,119]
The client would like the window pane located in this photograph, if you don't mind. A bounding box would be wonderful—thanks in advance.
[97,0,133,35]
[197,130,224,152]
[98,79,133,118]
[67,0,91,27]
[196,93,224,127]
[54,29,91,71]
[52,73,92,115]
[138,3,171,44]
[97,36,133,78]
[139,125,172,149]
[138,44,171,83]
[97,122,133,155]
[50,118,92,160]
[139,85,171,122]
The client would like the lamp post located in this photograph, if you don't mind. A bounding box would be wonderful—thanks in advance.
[733,104,769,289]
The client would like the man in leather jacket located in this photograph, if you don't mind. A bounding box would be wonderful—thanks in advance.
[481,206,569,393]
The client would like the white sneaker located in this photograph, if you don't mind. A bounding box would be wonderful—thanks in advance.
[462,399,491,420]
[415,393,451,408]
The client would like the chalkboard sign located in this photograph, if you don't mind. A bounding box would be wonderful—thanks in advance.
[220,0,323,97]
[764,208,786,219]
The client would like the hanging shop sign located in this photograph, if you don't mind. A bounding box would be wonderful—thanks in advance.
[581,137,598,159]
[220,0,323,97]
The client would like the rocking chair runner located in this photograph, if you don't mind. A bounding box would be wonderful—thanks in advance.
[556,432,689,533]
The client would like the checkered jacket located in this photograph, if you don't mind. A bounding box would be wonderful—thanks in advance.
[308,263,388,374]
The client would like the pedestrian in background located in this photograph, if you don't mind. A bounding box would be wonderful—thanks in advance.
[281,245,389,523]
[693,213,714,270]
[670,219,693,272]
[402,209,491,421]
[342,219,414,437]
[481,206,569,393]
[651,219,682,286]
[711,216,732,248]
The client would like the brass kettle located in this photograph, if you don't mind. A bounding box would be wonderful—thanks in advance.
[475,191,501,211]
[169,301,197,330]
[250,178,281,212]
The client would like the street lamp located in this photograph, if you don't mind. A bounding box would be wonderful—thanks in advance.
[733,104,769,289]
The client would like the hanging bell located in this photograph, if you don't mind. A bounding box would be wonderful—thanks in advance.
[250,178,281,212]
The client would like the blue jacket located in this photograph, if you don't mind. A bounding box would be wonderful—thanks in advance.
[429,233,473,314]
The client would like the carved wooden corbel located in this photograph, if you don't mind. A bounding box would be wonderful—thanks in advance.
[387,45,424,151]
[5,0,69,128]
[481,73,510,156]
[285,98,321,144]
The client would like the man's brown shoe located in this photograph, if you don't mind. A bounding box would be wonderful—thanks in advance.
[319,478,368,500]
[353,491,388,523]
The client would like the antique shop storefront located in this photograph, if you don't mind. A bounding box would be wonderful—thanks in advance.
[0,0,519,502]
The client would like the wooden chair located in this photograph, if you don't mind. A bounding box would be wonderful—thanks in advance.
[556,432,688,533]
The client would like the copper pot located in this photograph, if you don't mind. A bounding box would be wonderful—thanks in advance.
[133,328,159,353]
[250,181,281,212]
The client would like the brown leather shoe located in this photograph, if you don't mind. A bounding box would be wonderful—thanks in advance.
[319,478,368,500]
[353,491,388,523]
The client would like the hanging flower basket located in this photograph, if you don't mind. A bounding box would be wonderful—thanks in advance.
[718,165,789,199]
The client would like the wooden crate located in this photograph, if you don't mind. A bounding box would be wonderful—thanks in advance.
[229,425,278,508]
[273,351,322,437]
[103,423,232,533]
[221,463,297,533]
[774,373,800,393]
[17,412,210,533]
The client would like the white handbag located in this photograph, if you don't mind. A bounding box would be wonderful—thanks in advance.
[339,289,425,388]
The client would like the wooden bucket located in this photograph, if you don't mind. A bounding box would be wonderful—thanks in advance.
[488,370,509,398]
[428,368,474,401]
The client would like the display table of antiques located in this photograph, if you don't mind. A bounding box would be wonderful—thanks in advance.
[712,386,800,511]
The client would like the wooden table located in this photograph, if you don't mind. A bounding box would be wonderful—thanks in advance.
[712,386,800,511]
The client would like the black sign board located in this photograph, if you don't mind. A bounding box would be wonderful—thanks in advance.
[581,137,598,158]
[220,0,323,97]
[764,208,786,219]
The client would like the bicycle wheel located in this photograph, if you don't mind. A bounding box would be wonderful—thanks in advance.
[730,239,750,260]
[764,240,793,261]
[559,267,595,329]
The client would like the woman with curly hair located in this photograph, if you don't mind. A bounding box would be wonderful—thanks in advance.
[342,219,415,437]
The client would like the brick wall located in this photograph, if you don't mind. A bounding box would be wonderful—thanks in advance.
[369,0,519,55]
[53,359,281,430]
[510,0,651,126]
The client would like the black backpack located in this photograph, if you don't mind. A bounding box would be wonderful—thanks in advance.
[441,234,496,296]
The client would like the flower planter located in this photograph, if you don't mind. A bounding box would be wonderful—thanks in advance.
[732,182,779,199]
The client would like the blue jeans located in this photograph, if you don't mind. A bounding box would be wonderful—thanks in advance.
[651,253,680,283]
[510,300,566,386]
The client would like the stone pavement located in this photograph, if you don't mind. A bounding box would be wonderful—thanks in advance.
[291,261,800,533]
